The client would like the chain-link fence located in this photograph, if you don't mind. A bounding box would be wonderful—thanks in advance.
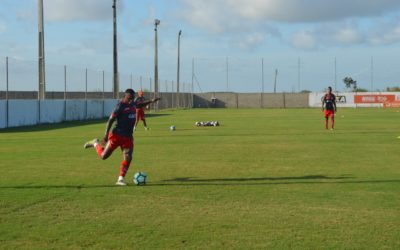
[2,55,400,101]
[0,57,192,109]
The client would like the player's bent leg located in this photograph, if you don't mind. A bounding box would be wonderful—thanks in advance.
[116,148,133,186]
[98,143,114,160]
[84,138,99,149]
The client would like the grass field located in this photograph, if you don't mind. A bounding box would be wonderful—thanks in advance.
[0,108,399,249]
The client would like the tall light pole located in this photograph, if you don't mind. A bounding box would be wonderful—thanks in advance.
[226,57,229,92]
[274,69,278,93]
[38,0,46,99]
[154,19,160,110]
[297,57,301,92]
[177,30,182,108]
[370,56,374,92]
[112,0,119,99]
[334,57,337,91]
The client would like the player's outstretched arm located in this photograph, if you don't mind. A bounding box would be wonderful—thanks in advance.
[103,117,116,143]
[136,97,161,108]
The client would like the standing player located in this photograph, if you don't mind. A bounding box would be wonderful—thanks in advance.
[83,89,160,186]
[322,86,337,130]
[134,90,149,131]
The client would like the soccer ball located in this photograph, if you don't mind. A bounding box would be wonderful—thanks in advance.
[133,172,147,185]
[170,125,176,131]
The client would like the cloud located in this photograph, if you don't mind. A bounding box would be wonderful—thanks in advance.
[368,19,400,45]
[0,21,6,34]
[179,0,400,30]
[333,26,364,45]
[238,32,266,49]
[43,0,117,22]
[291,30,317,50]
[178,0,400,50]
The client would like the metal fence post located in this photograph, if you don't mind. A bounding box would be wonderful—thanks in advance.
[102,70,105,118]
[64,65,67,121]
[85,68,88,119]
[5,57,9,128]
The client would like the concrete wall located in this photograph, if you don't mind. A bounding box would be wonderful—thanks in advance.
[8,100,39,127]
[40,100,65,123]
[193,92,309,108]
[65,100,86,121]
[87,100,104,119]
[309,92,400,108]
[5,92,398,129]
[0,100,6,128]
[262,93,285,108]
[0,99,124,128]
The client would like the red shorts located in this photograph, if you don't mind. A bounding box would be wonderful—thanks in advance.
[136,109,145,121]
[108,132,134,151]
[324,110,335,118]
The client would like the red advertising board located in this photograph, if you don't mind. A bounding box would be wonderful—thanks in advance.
[354,95,395,104]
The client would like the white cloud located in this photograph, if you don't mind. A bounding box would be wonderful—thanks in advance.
[368,21,400,45]
[179,0,400,30]
[292,30,316,49]
[43,0,115,22]
[333,26,364,44]
[238,32,266,49]
[0,22,6,34]
[178,0,400,49]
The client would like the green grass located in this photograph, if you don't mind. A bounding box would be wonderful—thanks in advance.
[1,108,400,249]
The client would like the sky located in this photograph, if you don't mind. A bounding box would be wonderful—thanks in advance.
[1,0,400,93]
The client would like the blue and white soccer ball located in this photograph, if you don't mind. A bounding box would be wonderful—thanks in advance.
[133,172,147,185]
[170,125,176,131]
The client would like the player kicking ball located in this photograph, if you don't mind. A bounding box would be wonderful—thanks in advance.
[84,89,160,186]
[322,86,337,130]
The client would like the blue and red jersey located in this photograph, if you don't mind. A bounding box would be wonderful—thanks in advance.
[323,93,336,111]
[110,100,138,137]
[134,96,146,111]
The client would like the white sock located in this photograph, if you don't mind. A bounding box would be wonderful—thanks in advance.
[118,176,124,181]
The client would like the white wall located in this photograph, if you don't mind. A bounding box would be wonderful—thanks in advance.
[8,100,39,127]
[0,99,122,129]
[104,99,118,118]
[0,100,6,128]
[40,100,65,123]
[66,100,86,121]
[87,100,104,119]
[309,92,400,108]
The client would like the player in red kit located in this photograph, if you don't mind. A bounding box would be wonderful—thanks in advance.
[83,89,160,186]
[322,86,337,130]
[134,90,149,131]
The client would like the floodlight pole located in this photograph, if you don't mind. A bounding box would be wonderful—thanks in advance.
[177,30,182,108]
[38,0,46,100]
[112,0,119,99]
[154,19,160,111]
[334,57,337,91]
[297,57,301,92]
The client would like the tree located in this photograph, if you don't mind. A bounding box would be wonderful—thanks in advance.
[343,77,357,92]
[386,86,400,92]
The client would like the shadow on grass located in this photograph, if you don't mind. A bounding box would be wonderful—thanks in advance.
[0,119,107,133]
[0,113,171,133]
[1,176,399,189]
[0,184,119,189]
[162,175,352,182]
[150,177,400,186]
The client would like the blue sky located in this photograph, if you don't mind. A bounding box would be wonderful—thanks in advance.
[1,0,400,93]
